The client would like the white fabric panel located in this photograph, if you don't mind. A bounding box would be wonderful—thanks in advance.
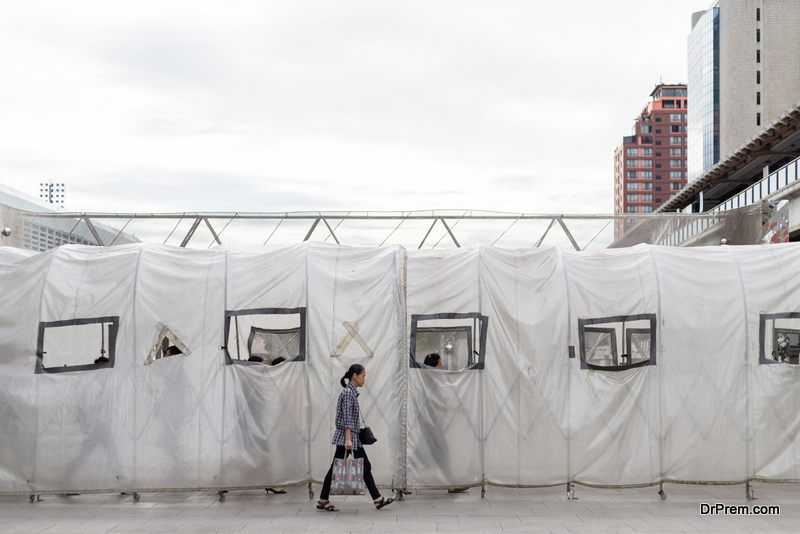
[651,246,750,483]
[222,245,308,488]
[306,245,405,488]
[733,245,800,481]
[480,247,570,487]
[562,246,660,486]
[5,242,800,494]
[406,248,483,488]
[0,246,36,263]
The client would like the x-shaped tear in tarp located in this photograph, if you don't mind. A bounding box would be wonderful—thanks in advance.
[331,321,373,357]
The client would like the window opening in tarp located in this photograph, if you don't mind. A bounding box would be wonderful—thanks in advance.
[36,316,118,374]
[409,313,488,370]
[144,322,192,365]
[224,308,306,365]
[759,313,800,364]
[578,314,656,371]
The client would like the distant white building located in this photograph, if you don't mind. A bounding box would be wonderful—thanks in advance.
[0,182,139,251]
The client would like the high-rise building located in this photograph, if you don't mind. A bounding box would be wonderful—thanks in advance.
[687,0,800,179]
[687,5,720,181]
[614,84,688,238]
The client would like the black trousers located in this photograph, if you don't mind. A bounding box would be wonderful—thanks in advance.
[320,446,381,500]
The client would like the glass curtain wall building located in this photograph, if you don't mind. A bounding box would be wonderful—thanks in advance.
[687,6,720,182]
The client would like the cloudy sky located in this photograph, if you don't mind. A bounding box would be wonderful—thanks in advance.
[0,0,710,214]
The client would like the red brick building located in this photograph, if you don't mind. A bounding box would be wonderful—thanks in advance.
[614,84,688,239]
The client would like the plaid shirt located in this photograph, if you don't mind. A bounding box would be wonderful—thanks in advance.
[332,383,361,449]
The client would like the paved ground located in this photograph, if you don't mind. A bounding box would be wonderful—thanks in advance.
[0,482,798,533]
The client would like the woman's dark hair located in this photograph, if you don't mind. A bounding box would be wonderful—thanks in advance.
[340,364,365,387]
[270,356,286,365]
[423,353,441,367]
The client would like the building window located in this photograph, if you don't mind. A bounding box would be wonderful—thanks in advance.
[757,92,761,105]
[662,100,675,109]
[757,113,761,126]
[626,206,638,213]
[626,159,638,167]
[669,113,681,121]
[757,7,760,21]
[670,125,681,133]
[641,171,653,178]
[641,148,653,155]
[669,160,682,168]
[670,148,681,156]
[641,206,653,213]
[641,159,653,167]
[640,125,651,134]
[669,171,682,179]
[655,186,661,191]
[655,164,661,168]
[757,50,760,63]
[626,148,638,156]
[655,197,661,202]
[626,194,638,202]
[655,117,661,122]
[641,183,653,190]
[670,182,682,190]
[655,175,662,180]
[757,71,761,84]
[655,152,661,157]
[641,194,653,202]
[577,314,656,370]
[757,29,760,42]
[655,129,661,134]
[626,171,637,179]
[626,182,639,190]
[670,136,682,144]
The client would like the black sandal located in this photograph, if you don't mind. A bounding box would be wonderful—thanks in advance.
[374,496,395,510]
[266,488,287,494]
[316,500,338,512]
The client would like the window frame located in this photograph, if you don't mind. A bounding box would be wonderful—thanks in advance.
[759,312,800,365]
[35,316,119,374]
[409,312,489,370]
[223,307,306,365]
[577,314,657,371]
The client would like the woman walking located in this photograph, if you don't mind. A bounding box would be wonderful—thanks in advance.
[317,364,395,512]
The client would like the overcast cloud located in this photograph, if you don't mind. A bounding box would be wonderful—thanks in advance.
[0,0,710,214]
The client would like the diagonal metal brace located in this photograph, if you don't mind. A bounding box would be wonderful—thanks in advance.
[418,218,438,249]
[557,217,581,251]
[304,218,321,241]
[322,218,340,244]
[534,219,556,248]
[204,217,222,245]
[180,218,202,247]
[83,216,104,246]
[440,218,460,248]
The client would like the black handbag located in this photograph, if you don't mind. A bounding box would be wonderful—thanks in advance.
[358,412,377,445]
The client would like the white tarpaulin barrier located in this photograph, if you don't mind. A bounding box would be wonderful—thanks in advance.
[1,242,800,495]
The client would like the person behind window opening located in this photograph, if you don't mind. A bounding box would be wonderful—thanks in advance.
[423,353,442,369]
[317,364,395,512]
[247,355,264,363]
[421,353,467,493]
[163,345,182,358]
